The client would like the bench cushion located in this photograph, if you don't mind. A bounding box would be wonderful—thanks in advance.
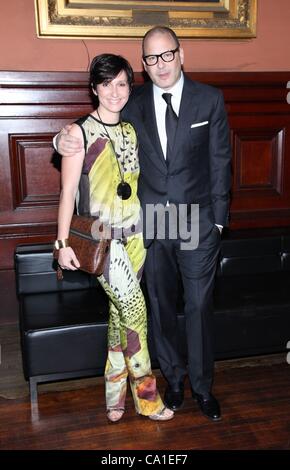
[15,233,290,381]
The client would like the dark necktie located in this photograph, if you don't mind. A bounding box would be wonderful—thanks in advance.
[162,92,178,165]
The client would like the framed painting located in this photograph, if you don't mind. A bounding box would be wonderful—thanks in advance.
[35,0,257,39]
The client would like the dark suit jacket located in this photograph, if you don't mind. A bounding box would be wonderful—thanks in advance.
[122,75,231,242]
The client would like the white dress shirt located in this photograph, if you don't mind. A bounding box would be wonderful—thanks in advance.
[153,73,184,159]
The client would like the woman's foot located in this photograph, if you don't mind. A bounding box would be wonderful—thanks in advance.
[148,407,174,421]
[107,409,125,423]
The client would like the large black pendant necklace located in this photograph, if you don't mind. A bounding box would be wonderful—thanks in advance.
[96,109,132,200]
[117,181,132,200]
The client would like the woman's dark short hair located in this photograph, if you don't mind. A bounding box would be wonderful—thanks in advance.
[90,53,134,91]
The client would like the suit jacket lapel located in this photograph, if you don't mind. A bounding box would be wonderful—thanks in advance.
[170,77,199,172]
[137,77,200,174]
[141,84,167,173]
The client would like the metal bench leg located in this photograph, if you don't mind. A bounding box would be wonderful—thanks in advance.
[29,377,39,421]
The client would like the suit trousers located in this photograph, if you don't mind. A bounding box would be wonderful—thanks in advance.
[144,220,221,396]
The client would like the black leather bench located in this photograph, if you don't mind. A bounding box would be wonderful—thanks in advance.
[15,229,290,407]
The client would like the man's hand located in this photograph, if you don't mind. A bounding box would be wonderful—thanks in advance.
[56,124,84,157]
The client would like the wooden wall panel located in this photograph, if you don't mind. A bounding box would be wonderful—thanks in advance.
[9,134,60,209]
[0,71,290,270]
[0,72,93,270]
[234,128,283,192]
[229,113,290,228]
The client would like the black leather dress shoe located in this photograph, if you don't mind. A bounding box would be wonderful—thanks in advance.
[193,392,221,421]
[164,385,184,411]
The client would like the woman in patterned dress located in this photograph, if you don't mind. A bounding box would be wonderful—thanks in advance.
[56,54,174,423]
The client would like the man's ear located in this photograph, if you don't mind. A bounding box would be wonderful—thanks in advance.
[179,47,184,66]
[142,59,148,73]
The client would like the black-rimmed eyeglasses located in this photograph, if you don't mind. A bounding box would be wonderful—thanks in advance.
[143,47,180,66]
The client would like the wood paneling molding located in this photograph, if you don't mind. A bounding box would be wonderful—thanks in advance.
[0,71,290,269]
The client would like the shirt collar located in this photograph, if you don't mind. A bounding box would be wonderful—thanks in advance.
[153,72,184,101]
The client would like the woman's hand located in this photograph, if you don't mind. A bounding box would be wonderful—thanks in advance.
[57,247,80,270]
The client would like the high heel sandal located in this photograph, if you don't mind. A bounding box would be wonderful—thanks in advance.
[107,409,125,423]
[148,407,174,421]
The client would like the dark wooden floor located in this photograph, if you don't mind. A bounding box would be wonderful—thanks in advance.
[1,358,290,451]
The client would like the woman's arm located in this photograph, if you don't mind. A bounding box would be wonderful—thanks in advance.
[57,123,85,270]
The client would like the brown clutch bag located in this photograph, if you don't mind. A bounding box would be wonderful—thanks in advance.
[54,214,111,280]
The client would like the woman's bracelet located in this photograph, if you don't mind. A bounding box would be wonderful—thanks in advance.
[54,239,70,249]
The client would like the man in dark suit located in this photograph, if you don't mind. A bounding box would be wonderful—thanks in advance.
[56,26,231,421]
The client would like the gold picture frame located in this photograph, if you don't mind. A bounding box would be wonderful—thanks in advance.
[35,0,257,39]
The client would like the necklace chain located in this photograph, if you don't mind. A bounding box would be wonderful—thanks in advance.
[95,109,132,201]
[96,109,125,183]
